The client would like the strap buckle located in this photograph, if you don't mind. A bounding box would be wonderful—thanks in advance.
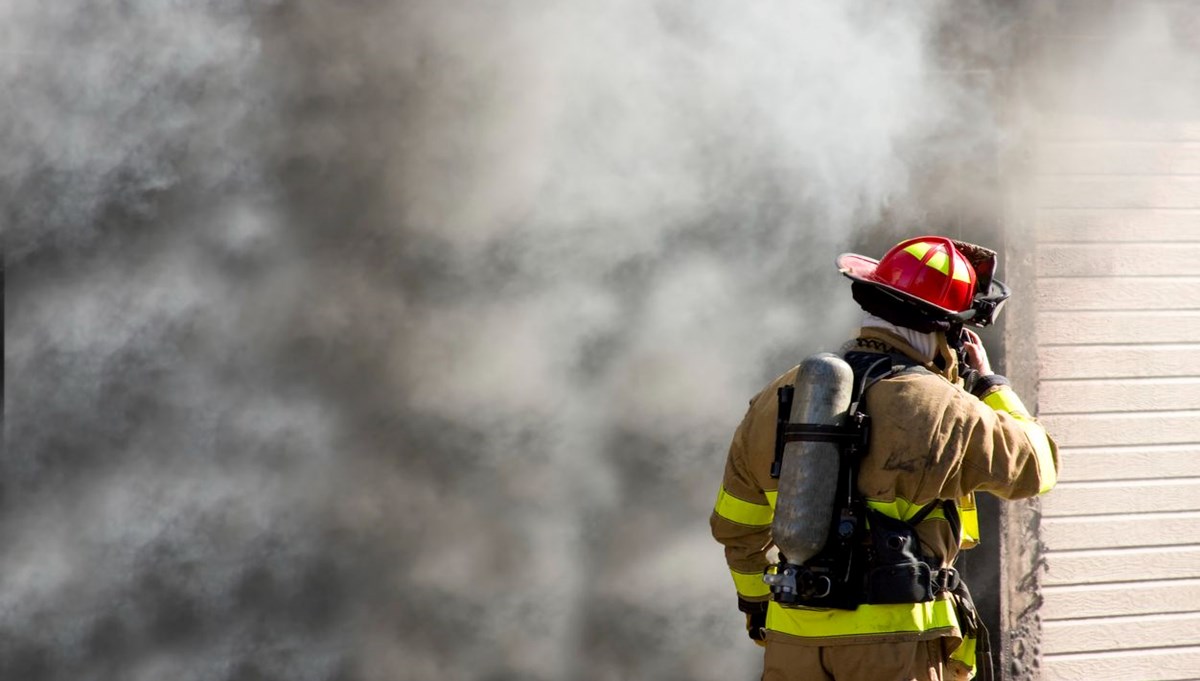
[934,567,961,593]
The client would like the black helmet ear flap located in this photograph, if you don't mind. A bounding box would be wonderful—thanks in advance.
[970,279,1010,327]
[850,282,952,333]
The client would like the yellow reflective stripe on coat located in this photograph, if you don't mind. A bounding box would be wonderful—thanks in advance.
[730,568,771,599]
[766,598,958,639]
[714,486,773,527]
[982,386,1029,416]
[903,242,972,282]
[868,495,979,549]
[983,387,1058,494]
[865,497,947,523]
[959,493,980,549]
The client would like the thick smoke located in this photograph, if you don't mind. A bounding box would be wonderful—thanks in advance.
[4,2,1008,680]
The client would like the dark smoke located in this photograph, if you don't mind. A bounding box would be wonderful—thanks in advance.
[4,2,1011,680]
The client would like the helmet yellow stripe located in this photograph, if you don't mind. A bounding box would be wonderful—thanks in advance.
[903,242,973,283]
[904,241,934,259]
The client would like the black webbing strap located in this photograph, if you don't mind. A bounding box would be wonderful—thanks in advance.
[911,497,990,681]
[771,385,795,479]
[780,423,866,445]
[769,352,892,480]
[951,578,994,681]
[770,407,870,479]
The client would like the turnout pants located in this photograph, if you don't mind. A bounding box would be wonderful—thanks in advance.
[762,638,967,681]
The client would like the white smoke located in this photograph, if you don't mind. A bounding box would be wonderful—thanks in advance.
[3,1,1024,680]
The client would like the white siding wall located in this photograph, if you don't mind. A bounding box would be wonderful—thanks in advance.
[1032,124,1200,679]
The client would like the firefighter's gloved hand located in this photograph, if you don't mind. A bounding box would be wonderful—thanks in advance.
[738,598,768,647]
[960,329,992,376]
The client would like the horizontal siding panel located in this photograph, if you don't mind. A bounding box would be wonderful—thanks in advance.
[1045,545,1200,586]
[1043,478,1200,516]
[1036,209,1200,243]
[1037,277,1200,310]
[1043,579,1200,620]
[1036,142,1200,175]
[1038,411,1200,447]
[1037,177,1200,208]
[1040,377,1200,413]
[1037,311,1200,344]
[1038,116,1200,142]
[1043,611,1200,655]
[1043,511,1200,550]
[1043,646,1200,681]
[1055,445,1200,481]
[1038,243,1200,276]
[1039,344,1200,379]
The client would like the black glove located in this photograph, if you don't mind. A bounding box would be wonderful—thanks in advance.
[738,598,768,647]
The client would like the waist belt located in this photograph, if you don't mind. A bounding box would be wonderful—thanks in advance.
[766,501,962,609]
[764,561,963,607]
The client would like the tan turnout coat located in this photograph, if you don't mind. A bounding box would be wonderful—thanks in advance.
[711,327,1060,655]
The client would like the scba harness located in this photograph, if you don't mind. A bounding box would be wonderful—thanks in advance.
[764,350,963,611]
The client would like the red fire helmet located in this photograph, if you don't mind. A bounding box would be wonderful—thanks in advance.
[836,236,978,317]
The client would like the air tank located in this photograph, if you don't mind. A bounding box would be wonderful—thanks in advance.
[771,353,854,565]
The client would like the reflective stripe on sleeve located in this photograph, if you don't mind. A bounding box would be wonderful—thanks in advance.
[982,386,1029,416]
[714,486,774,527]
[730,568,771,599]
[983,387,1058,494]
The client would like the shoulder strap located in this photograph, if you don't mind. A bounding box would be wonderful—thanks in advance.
[843,350,925,408]
[844,351,956,530]
[770,350,924,480]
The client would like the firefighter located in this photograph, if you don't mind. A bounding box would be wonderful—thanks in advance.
[710,236,1059,681]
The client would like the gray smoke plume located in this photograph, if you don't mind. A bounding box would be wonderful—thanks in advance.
[4,1,1018,680]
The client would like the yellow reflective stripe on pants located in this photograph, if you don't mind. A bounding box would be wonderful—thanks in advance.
[731,568,771,599]
[951,632,978,677]
[766,598,959,639]
[714,486,773,526]
[983,387,1058,494]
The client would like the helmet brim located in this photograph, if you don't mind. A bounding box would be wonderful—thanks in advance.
[835,251,973,320]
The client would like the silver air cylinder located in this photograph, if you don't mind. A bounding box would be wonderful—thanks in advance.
[771,353,854,565]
